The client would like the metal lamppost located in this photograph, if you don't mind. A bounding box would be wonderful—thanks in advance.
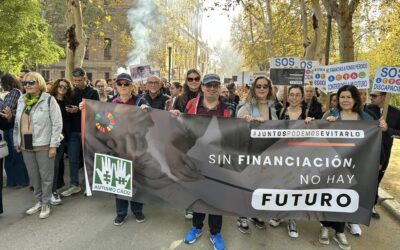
[168,43,172,83]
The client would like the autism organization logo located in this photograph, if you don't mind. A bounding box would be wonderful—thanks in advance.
[95,112,115,133]
[328,71,367,82]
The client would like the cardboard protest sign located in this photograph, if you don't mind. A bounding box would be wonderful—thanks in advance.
[270,57,301,68]
[129,64,152,81]
[313,66,327,88]
[300,60,319,82]
[372,67,400,94]
[270,68,305,86]
[325,61,369,92]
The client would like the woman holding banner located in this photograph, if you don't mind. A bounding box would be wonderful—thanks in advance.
[320,84,373,250]
[170,68,202,220]
[235,76,278,234]
[269,85,314,238]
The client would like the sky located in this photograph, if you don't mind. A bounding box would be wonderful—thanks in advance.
[201,6,241,48]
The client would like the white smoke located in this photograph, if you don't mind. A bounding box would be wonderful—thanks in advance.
[127,0,158,65]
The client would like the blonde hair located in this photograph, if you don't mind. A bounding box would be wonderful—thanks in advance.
[25,72,47,92]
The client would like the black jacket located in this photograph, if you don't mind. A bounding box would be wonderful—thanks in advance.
[70,86,99,133]
[366,104,400,170]
[137,92,169,110]
[303,96,323,119]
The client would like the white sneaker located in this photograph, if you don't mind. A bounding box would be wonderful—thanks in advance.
[50,193,62,206]
[333,233,351,250]
[346,223,362,236]
[269,218,282,227]
[185,210,193,220]
[26,202,42,215]
[287,219,299,238]
[319,226,330,245]
[61,185,81,197]
[39,204,51,219]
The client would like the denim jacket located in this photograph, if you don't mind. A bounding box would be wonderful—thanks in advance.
[13,92,63,148]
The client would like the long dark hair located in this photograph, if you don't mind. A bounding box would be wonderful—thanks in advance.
[179,68,202,108]
[336,85,362,113]
[0,73,22,91]
[49,78,74,103]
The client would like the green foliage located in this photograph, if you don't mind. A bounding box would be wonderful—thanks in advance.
[0,0,64,74]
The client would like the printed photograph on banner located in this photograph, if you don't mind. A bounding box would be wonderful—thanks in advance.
[92,153,133,197]
[129,64,152,81]
[372,67,400,94]
[325,61,369,92]
[269,57,301,69]
[300,60,319,82]
[312,66,326,88]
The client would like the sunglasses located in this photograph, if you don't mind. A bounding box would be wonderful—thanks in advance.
[255,84,269,89]
[22,80,37,86]
[187,77,201,82]
[117,82,131,87]
[369,94,381,98]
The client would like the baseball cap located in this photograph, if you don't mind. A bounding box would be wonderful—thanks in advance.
[203,73,221,85]
[116,73,133,82]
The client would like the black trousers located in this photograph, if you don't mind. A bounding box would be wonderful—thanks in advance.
[321,221,345,233]
[193,212,222,235]
[375,169,386,205]
[52,140,66,193]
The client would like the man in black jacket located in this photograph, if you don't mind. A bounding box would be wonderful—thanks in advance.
[367,91,400,219]
[303,84,323,119]
[137,75,169,109]
[62,68,99,197]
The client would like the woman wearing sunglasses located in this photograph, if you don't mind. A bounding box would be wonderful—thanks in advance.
[172,69,202,113]
[47,79,74,205]
[235,76,278,234]
[13,72,63,219]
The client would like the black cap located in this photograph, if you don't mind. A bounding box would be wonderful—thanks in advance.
[116,73,133,82]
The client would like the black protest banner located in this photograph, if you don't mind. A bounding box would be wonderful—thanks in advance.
[270,68,305,85]
[83,100,381,225]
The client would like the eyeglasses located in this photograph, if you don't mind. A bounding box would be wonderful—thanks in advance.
[117,82,131,87]
[255,84,269,89]
[58,85,69,90]
[203,83,220,89]
[22,80,37,86]
[187,77,201,82]
[289,94,303,98]
[147,81,160,85]
[370,94,382,98]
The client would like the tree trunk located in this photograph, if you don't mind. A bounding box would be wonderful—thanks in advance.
[305,0,322,60]
[66,0,86,80]
[337,16,355,63]
[322,0,360,63]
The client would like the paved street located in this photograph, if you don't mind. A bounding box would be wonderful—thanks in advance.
[0,184,399,250]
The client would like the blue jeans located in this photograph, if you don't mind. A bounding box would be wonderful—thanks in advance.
[116,198,143,217]
[68,132,82,186]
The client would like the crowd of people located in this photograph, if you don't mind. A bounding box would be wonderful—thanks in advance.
[0,67,400,250]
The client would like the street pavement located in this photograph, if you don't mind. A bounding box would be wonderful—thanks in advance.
[1,185,400,250]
